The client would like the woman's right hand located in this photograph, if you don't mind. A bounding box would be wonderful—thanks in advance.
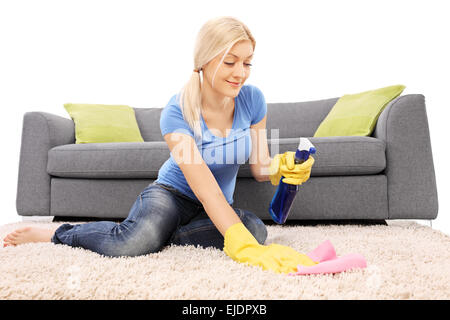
[223,222,317,274]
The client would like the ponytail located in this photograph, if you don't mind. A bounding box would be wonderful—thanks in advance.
[178,69,203,143]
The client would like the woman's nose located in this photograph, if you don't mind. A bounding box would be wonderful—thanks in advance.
[233,63,246,78]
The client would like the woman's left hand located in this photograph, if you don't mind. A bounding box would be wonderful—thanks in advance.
[269,152,315,186]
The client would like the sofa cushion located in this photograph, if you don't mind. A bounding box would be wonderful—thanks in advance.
[64,103,144,144]
[238,136,386,177]
[47,142,169,178]
[47,136,385,179]
[313,85,405,137]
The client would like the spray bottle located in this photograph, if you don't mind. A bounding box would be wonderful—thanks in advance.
[268,138,316,224]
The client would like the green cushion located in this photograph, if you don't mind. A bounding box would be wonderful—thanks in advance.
[64,103,144,144]
[313,84,406,137]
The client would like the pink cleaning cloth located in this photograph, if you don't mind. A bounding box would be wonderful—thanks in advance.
[288,240,367,276]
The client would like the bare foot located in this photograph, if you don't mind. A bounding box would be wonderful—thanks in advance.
[3,226,57,247]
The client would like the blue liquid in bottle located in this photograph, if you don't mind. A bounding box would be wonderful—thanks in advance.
[268,138,316,224]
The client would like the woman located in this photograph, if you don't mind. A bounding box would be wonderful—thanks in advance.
[3,16,315,274]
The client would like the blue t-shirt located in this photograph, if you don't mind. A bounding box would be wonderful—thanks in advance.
[154,84,267,205]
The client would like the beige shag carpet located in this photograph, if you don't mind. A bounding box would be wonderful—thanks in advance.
[1,220,449,300]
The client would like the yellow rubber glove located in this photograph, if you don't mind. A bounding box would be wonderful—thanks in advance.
[223,222,317,274]
[269,152,315,186]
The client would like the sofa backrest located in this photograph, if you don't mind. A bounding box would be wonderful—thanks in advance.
[133,96,340,141]
[134,107,164,141]
[265,97,339,139]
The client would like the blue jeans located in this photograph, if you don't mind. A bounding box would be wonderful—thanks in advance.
[51,182,268,257]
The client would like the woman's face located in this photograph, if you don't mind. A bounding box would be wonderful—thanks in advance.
[202,40,254,98]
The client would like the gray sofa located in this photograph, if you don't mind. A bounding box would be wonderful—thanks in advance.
[16,93,439,222]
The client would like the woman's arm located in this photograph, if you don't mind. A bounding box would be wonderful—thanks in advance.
[249,115,272,182]
[163,132,241,236]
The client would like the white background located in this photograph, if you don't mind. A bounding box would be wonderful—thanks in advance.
[1,0,448,235]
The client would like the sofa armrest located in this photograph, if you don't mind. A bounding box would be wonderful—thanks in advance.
[16,112,75,216]
[373,94,438,219]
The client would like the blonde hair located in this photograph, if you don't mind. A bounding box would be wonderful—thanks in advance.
[177,16,256,143]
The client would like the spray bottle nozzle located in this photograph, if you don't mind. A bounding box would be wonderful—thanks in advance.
[295,138,316,164]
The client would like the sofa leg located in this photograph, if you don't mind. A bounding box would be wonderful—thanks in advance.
[429,220,433,229]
